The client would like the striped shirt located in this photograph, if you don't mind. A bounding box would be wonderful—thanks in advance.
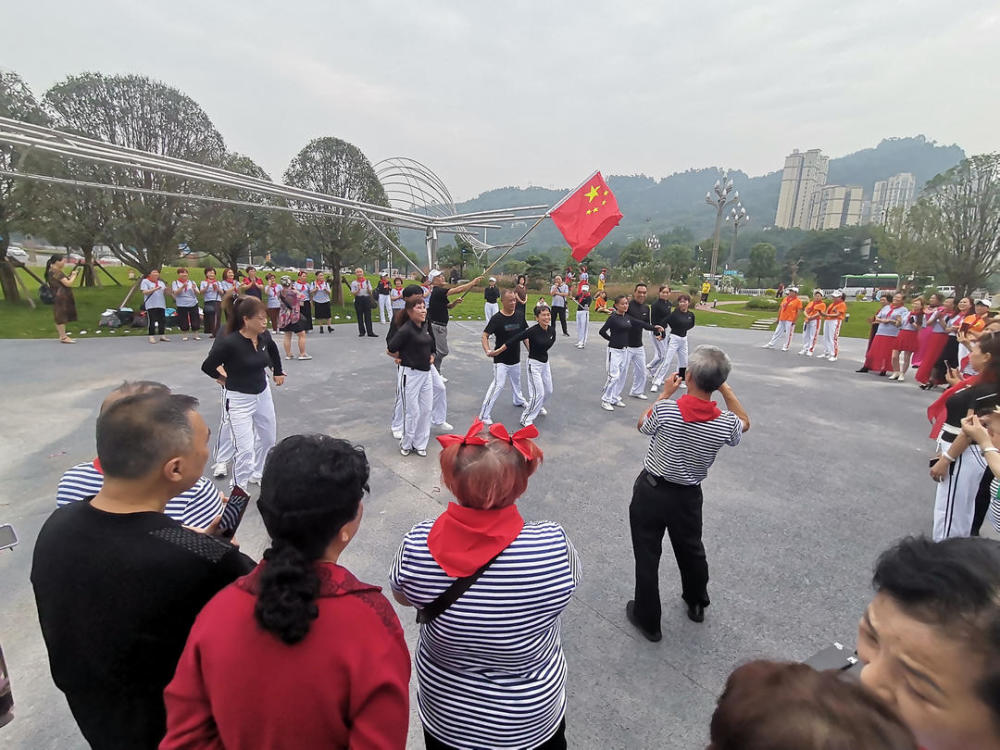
[390,519,580,750]
[56,461,224,530]
[640,399,743,485]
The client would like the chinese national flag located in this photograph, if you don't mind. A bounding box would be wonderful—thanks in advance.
[550,171,623,261]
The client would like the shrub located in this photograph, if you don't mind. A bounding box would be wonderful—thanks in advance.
[764,288,776,296]
[745,297,779,311]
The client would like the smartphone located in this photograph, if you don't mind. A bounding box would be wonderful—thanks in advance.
[0,524,18,552]
[217,486,250,539]
[803,642,859,673]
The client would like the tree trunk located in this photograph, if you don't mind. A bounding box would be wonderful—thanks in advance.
[81,244,97,287]
[332,263,344,306]
[0,256,20,302]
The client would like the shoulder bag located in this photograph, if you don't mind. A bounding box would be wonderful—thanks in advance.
[416,550,504,624]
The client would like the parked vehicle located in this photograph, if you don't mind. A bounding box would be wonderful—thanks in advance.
[5,247,29,265]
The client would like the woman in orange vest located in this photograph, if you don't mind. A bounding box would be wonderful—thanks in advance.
[957,298,990,375]
[798,290,826,356]
[762,287,802,351]
[817,290,847,360]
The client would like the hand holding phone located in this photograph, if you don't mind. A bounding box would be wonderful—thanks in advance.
[217,486,250,539]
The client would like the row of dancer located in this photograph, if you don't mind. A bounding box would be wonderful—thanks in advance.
[761,286,847,360]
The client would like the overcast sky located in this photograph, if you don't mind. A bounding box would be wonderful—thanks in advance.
[3,1,997,200]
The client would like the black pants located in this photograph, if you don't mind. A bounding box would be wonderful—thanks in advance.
[972,467,993,536]
[203,301,219,336]
[552,305,568,334]
[147,307,166,336]
[424,719,566,750]
[176,305,200,332]
[630,469,708,632]
[299,300,313,331]
[931,336,960,385]
[354,297,374,335]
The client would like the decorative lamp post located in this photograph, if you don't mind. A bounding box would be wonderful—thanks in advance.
[726,203,749,269]
[705,176,739,279]
[646,234,660,256]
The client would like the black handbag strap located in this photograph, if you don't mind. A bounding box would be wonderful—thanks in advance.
[416,549,504,624]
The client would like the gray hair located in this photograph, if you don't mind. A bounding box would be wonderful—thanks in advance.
[687,345,732,392]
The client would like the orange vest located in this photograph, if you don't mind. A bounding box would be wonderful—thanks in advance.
[825,300,847,321]
[804,300,827,321]
[963,314,986,334]
[778,296,803,322]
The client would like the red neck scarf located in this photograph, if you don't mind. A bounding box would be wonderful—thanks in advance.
[92,457,103,474]
[927,374,982,439]
[427,502,524,577]
[675,394,722,423]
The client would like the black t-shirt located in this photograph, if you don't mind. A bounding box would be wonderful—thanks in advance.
[387,319,435,371]
[428,286,450,326]
[375,280,391,296]
[667,309,696,337]
[485,311,528,365]
[651,298,673,327]
[484,286,500,303]
[31,501,254,749]
[386,314,436,350]
[576,293,592,311]
[507,323,557,363]
[201,330,283,394]
[626,300,652,347]
[600,312,654,349]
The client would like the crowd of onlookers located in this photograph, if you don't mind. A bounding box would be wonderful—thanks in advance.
[22,376,1000,749]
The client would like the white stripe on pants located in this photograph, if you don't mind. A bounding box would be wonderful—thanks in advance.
[767,320,794,349]
[602,348,628,403]
[626,346,647,396]
[576,309,590,346]
[484,301,499,321]
[479,362,525,421]
[522,359,553,425]
[652,335,689,385]
[377,294,392,324]
[648,331,668,374]
[400,366,433,451]
[800,319,821,353]
[819,319,842,357]
[933,440,987,540]
[214,386,237,465]
[223,387,277,489]
[393,364,447,430]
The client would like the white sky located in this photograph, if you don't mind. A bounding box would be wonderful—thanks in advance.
[3,0,997,200]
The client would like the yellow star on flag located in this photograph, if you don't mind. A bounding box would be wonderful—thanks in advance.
[602,200,607,205]
[585,185,599,203]
[593,207,599,213]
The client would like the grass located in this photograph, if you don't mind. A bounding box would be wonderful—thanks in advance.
[0,267,883,340]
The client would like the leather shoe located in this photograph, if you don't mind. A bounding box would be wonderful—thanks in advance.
[686,602,705,623]
[625,600,661,642]
[855,367,869,373]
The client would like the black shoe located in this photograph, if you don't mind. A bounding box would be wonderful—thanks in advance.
[686,602,705,623]
[328,326,334,333]
[855,367,869,373]
[625,600,662,642]
[367,333,378,337]
[878,371,887,377]
[358,333,365,337]
[319,327,324,333]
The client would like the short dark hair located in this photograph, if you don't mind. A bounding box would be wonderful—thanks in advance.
[96,392,199,479]
[204,267,216,277]
[402,284,424,300]
[873,536,1000,728]
[256,435,370,645]
[677,293,691,303]
[634,283,647,292]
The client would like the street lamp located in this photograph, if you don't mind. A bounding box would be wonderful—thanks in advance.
[726,203,749,269]
[646,234,660,256]
[705,176,739,279]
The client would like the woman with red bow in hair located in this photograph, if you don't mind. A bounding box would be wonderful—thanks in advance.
[390,420,580,750]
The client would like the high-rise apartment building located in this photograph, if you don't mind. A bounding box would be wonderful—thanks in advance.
[775,149,829,229]
[869,172,917,224]
[808,185,864,230]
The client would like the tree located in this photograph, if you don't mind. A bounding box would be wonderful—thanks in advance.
[43,74,225,275]
[908,154,1000,296]
[659,244,693,282]
[0,71,49,301]
[747,242,778,287]
[284,137,390,304]
[617,238,652,268]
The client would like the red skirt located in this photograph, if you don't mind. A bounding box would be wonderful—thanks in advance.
[895,329,919,352]
[915,332,949,384]
[864,334,897,372]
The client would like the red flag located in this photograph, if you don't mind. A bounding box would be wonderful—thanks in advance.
[550,171,623,261]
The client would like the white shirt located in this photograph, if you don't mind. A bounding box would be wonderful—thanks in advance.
[141,278,166,309]
[311,281,331,303]
[265,283,283,309]
[200,279,223,302]
[550,283,569,307]
[350,279,372,296]
[171,279,199,307]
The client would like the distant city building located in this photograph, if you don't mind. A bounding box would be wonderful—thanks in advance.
[775,148,829,229]
[807,185,864,230]
[869,172,917,224]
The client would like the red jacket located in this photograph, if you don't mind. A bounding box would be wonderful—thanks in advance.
[160,562,410,750]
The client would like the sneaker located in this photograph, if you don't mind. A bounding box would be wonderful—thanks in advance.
[805,351,813,357]
[650,383,661,392]
[193,335,201,341]
[897,374,906,382]
[482,418,493,426]
[631,393,648,400]
[600,401,615,411]
[781,347,789,352]
[182,336,189,341]
[392,429,403,439]
[149,336,157,344]
[160,336,170,342]
[249,474,262,485]
[828,356,838,362]
[441,376,448,383]
[761,344,773,349]
[889,372,899,380]
[211,462,227,478]
[539,408,547,416]
[416,449,427,457]
[285,355,295,360]
[796,349,804,355]
[400,447,411,456]
[614,399,626,407]
[297,354,312,360]
[575,343,583,349]
[435,421,454,431]
[679,382,687,389]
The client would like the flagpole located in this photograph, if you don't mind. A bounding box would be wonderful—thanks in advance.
[457,212,549,300]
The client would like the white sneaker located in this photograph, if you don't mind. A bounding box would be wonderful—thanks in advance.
[211,462,227,478]
[781,347,789,352]
[539,407,547,416]
[416,449,427,457]
[631,393,648,400]
[441,376,448,383]
[796,349,804,355]
[297,354,312,360]
[897,373,906,382]
[805,351,813,357]
[761,344,773,349]
[651,383,661,392]
[679,382,687,389]
[614,399,626,407]
[249,474,262,485]
[576,343,583,349]
[482,418,493,426]
[400,447,411,456]
[391,428,403,439]
[828,356,838,362]
[601,401,615,411]
[435,421,454,431]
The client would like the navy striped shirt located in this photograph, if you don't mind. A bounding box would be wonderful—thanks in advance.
[56,461,224,530]
[390,519,580,750]
[640,399,742,484]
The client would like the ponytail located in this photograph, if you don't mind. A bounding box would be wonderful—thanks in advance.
[254,540,320,645]
[226,294,265,334]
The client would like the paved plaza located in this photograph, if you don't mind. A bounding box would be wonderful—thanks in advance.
[0,321,939,749]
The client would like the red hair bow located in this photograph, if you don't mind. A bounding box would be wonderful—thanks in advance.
[488,423,539,460]
[436,419,488,449]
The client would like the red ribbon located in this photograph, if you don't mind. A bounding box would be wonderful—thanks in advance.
[488,423,539,460]
[437,419,488,449]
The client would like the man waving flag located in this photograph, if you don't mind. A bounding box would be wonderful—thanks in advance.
[550,171,623,261]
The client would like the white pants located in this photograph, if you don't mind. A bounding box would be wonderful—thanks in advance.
[652,335,689,385]
[818,319,842,358]
[767,320,795,349]
[484,301,499,321]
[223,386,277,489]
[213,386,237,465]
[400,366,433,451]
[626,346,647,396]
[522,360,553,425]
[602,348,628,404]
[393,365,447,431]
[377,294,392,324]
[648,332,668,374]
[933,440,987,540]
[576,309,590,346]
[800,319,821,353]
[479,362,525,421]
